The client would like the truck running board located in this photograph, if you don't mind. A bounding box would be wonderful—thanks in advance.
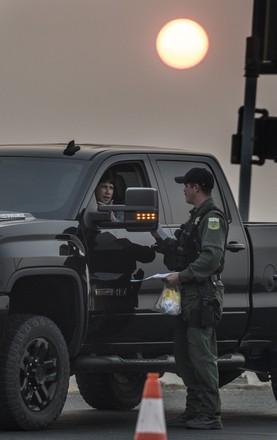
[73,354,176,374]
[73,352,245,374]
[217,352,245,371]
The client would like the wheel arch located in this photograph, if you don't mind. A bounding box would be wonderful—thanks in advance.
[7,267,87,358]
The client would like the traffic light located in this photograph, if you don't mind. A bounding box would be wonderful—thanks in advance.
[252,0,277,73]
[231,107,277,165]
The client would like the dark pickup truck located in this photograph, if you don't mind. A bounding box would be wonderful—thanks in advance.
[0,142,277,430]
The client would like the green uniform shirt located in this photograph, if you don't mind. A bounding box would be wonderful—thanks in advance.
[178,198,227,283]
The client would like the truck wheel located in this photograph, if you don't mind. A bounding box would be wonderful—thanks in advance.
[269,353,277,401]
[219,369,242,387]
[0,314,69,431]
[271,381,277,401]
[75,372,146,409]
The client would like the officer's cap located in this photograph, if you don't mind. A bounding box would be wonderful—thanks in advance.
[175,167,214,189]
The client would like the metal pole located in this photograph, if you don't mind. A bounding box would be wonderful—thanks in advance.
[237,0,277,219]
[238,76,257,221]
[237,0,265,221]
[238,33,260,221]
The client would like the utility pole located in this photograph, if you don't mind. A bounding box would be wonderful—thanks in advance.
[232,0,277,221]
[238,37,259,221]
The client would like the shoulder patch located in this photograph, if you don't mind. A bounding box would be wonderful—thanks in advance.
[208,217,220,230]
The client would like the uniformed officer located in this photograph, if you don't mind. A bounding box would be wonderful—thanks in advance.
[153,167,228,430]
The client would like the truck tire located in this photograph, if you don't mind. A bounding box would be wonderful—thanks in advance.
[0,314,70,431]
[75,372,146,410]
[271,382,277,401]
[219,370,242,387]
[269,352,277,401]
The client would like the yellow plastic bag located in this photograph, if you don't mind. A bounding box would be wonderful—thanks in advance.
[154,286,181,315]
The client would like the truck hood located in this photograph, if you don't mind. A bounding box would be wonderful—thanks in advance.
[0,213,78,240]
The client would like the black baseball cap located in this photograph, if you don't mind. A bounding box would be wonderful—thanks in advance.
[175,167,214,189]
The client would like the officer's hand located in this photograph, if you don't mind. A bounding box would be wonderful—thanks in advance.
[163,273,180,287]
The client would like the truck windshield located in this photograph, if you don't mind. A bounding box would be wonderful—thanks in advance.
[0,157,87,219]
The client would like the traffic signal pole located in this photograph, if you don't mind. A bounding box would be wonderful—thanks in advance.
[238,39,259,221]
[236,0,277,221]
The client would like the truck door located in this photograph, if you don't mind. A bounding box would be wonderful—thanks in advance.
[245,224,277,341]
[84,154,176,347]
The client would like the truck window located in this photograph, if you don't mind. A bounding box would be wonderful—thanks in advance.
[156,160,224,225]
[105,163,149,205]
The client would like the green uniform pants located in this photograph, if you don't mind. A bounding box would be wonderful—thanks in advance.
[174,319,221,417]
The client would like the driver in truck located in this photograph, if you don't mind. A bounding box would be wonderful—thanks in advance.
[95,170,124,221]
[90,169,155,311]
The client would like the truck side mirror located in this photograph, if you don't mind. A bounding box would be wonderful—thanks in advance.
[124,187,159,231]
[83,187,159,232]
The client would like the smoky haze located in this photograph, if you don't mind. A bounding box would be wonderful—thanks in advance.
[0,0,276,220]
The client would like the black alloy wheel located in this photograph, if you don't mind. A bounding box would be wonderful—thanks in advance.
[0,315,70,431]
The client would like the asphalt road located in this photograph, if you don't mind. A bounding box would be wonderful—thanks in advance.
[1,375,277,440]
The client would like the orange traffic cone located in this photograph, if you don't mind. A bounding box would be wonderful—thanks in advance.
[134,372,167,440]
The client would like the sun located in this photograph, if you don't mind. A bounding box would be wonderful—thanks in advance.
[156,19,209,69]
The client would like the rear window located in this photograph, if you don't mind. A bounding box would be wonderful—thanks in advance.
[156,160,224,225]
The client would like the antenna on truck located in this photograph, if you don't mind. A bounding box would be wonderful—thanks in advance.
[63,140,80,156]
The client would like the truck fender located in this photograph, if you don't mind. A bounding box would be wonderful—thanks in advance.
[6,266,88,357]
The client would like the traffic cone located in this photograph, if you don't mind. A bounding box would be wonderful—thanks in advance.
[134,372,167,440]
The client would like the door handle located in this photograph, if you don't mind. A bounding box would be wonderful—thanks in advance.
[226,242,246,252]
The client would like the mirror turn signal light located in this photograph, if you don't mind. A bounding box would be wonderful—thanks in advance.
[136,212,157,221]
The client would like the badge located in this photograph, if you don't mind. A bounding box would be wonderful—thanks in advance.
[208,217,220,230]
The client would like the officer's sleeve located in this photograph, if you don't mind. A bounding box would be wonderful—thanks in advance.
[178,214,227,283]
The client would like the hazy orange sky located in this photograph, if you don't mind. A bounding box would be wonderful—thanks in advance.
[0,0,276,220]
